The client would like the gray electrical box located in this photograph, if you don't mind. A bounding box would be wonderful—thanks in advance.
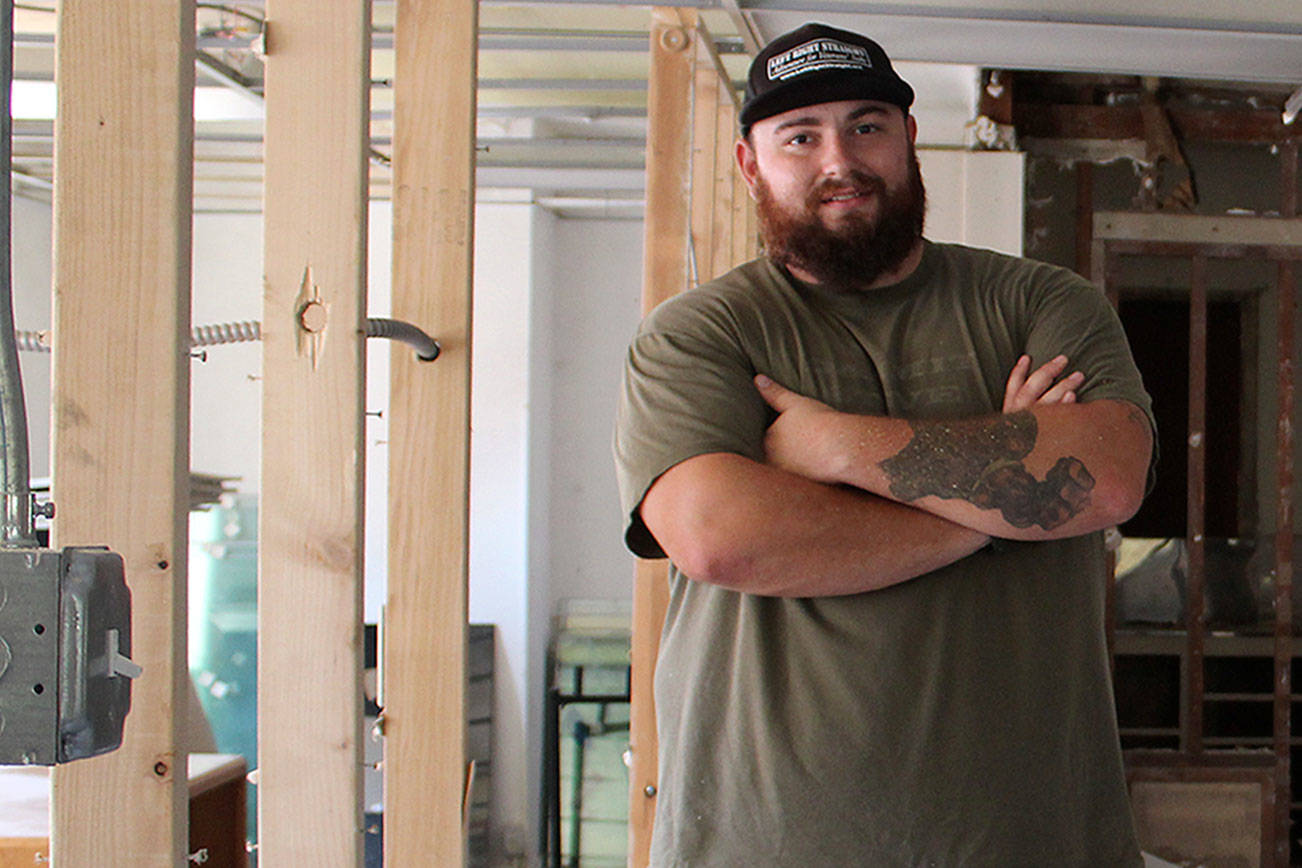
[0,546,138,765]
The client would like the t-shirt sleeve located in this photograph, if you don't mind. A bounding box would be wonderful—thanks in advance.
[1019,267,1159,486]
[613,296,770,559]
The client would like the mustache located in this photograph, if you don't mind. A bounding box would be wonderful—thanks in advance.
[807,171,887,206]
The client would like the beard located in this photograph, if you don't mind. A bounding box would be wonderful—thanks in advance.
[754,147,927,290]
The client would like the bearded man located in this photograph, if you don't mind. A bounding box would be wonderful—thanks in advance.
[614,22,1155,867]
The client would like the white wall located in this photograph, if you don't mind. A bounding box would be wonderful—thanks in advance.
[918,149,1025,256]
[542,217,646,607]
[462,205,647,866]
[11,195,51,481]
[189,212,264,490]
[466,201,546,865]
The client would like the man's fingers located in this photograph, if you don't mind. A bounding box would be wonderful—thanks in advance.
[1003,355,1082,412]
[1019,355,1069,397]
[755,374,795,411]
[1002,355,1030,408]
[1038,370,1085,403]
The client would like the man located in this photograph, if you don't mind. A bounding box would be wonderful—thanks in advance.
[614,22,1154,867]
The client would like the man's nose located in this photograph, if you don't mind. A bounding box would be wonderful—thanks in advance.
[819,133,857,178]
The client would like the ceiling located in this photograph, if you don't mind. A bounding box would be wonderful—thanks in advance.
[9,1,1302,216]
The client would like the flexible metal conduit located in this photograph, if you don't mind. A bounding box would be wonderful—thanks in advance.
[17,318,440,362]
[362,317,441,361]
[0,0,36,546]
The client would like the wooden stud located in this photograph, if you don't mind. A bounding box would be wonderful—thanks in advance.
[1095,212,1302,248]
[1282,142,1298,219]
[632,9,698,865]
[1183,255,1207,756]
[745,171,760,260]
[730,113,750,268]
[632,10,756,863]
[689,42,719,287]
[49,2,193,865]
[1272,256,1295,867]
[1096,243,1118,668]
[384,0,477,865]
[710,94,737,282]
[258,2,370,863]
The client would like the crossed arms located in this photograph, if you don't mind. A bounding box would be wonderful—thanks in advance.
[638,355,1153,598]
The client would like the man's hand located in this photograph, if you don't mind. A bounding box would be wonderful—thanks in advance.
[1002,354,1083,412]
[757,355,1084,479]
[754,374,849,484]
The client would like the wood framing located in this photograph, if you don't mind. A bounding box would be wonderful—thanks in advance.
[1095,212,1302,249]
[1183,255,1206,756]
[1095,213,1302,866]
[48,2,194,865]
[383,0,477,864]
[631,13,697,864]
[258,2,371,863]
[632,11,755,864]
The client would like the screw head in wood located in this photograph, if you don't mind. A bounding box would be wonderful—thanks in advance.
[660,27,688,52]
[299,300,328,333]
[644,784,657,798]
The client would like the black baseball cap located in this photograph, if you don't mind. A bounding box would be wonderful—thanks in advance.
[739,23,914,135]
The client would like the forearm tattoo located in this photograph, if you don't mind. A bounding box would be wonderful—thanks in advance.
[880,412,1095,530]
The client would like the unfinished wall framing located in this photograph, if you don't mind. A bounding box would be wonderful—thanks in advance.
[257,1,371,863]
[48,1,194,864]
[1094,203,1302,866]
[631,10,758,864]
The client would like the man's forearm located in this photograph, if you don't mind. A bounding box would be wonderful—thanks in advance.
[764,396,1151,540]
[640,452,990,597]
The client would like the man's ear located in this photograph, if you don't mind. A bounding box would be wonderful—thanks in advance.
[736,137,760,200]
[906,113,918,144]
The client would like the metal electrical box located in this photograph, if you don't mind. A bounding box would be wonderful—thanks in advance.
[0,546,138,764]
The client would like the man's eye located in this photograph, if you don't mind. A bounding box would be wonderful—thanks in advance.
[854,123,880,134]
[786,133,811,146]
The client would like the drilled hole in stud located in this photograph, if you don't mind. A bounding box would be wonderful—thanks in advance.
[32,683,44,695]
[33,624,44,635]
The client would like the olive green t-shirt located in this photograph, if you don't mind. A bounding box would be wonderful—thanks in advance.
[614,242,1152,867]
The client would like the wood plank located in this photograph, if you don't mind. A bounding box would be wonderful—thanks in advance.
[1183,256,1207,756]
[258,2,370,864]
[631,9,697,865]
[384,0,477,864]
[689,42,719,287]
[730,101,750,267]
[48,2,193,865]
[1272,257,1295,867]
[745,170,760,260]
[1094,212,1302,248]
[1016,104,1302,145]
[0,839,48,868]
[710,95,737,281]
